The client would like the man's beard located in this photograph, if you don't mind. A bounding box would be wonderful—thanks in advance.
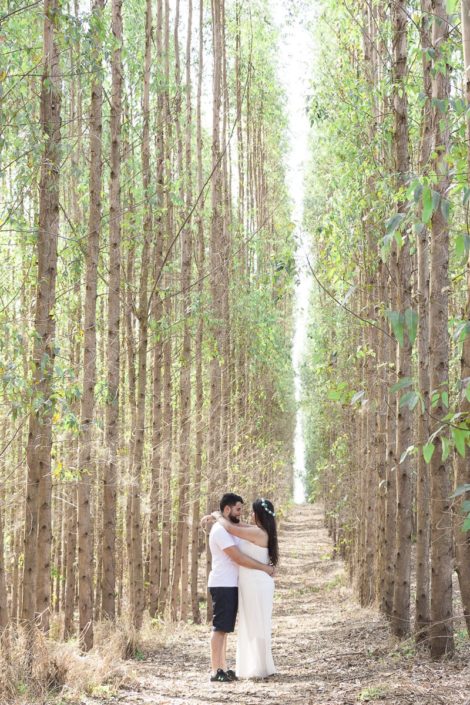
[229,514,240,524]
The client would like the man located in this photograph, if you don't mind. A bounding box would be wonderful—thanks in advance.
[206,492,274,683]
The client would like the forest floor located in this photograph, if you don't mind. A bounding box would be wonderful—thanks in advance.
[81,504,470,705]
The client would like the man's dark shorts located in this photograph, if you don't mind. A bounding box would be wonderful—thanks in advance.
[209,587,238,632]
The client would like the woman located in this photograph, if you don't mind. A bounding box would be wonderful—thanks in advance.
[214,497,278,679]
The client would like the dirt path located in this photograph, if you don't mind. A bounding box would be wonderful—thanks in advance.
[103,504,470,705]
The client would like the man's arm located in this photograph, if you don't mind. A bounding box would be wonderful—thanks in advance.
[224,546,274,576]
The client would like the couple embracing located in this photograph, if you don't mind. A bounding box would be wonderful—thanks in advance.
[202,492,278,682]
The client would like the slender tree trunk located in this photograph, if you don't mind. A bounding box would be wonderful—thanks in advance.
[149,0,164,619]
[158,0,173,617]
[22,0,61,633]
[454,0,470,636]
[190,0,204,625]
[0,500,8,630]
[415,0,432,641]
[391,0,413,639]
[77,0,104,649]
[429,0,454,658]
[129,0,152,629]
[102,0,123,621]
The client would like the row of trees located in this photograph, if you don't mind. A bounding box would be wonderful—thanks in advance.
[0,0,295,651]
[303,0,470,658]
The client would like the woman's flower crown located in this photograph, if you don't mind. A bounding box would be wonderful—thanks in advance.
[260,498,275,517]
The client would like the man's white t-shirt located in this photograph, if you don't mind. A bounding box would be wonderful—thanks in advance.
[208,522,240,588]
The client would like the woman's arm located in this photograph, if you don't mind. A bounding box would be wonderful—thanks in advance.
[216,516,266,542]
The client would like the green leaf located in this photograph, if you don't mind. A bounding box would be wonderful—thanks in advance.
[442,391,449,408]
[463,187,470,206]
[462,500,470,513]
[422,185,433,223]
[455,233,470,263]
[386,310,405,347]
[405,308,418,347]
[413,182,423,203]
[463,516,470,532]
[466,384,470,403]
[440,197,450,222]
[391,377,413,393]
[423,442,435,463]
[453,321,470,342]
[452,425,469,458]
[441,435,450,461]
[350,390,365,405]
[386,213,405,235]
[399,390,420,411]
[452,483,470,498]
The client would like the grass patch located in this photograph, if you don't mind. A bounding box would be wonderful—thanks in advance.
[325,573,346,591]
[358,685,387,701]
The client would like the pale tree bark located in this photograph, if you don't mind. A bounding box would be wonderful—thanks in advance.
[102,0,123,621]
[391,0,413,639]
[0,500,8,630]
[383,279,398,618]
[158,0,173,616]
[128,0,153,630]
[180,0,193,622]
[415,0,432,642]
[22,0,61,633]
[171,0,193,621]
[205,0,224,622]
[454,0,470,636]
[149,0,164,618]
[77,0,104,649]
[208,0,224,501]
[429,0,454,658]
[190,0,204,625]
[220,0,231,487]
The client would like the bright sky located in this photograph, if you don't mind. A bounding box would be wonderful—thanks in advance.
[271,0,316,504]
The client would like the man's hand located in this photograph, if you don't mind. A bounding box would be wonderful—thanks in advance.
[224,545,275,576]
[200,514,216,532]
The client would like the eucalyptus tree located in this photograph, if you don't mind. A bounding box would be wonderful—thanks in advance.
[77,0,105,650]
[102,0,123,621]
[455,0,470,636]
[22,0,62,632]
[428,0,454,659]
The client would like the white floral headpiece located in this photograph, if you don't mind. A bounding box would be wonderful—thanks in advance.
[260,498,275,517]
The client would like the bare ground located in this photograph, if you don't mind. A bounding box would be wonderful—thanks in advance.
[86,504,470,705]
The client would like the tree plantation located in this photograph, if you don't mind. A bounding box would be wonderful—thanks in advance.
[1,0,295,660]
[303,0,470,660]
[0,0,470,700]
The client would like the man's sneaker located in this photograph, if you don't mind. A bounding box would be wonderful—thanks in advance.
[210,669,231,682]
[226,669,238,681]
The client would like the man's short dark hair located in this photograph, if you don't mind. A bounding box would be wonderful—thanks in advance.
[220,493,244,512]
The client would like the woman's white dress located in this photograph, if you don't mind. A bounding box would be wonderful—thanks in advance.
[236,538,276,678]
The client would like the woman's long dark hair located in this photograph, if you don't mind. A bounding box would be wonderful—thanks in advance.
[253,498,279,566]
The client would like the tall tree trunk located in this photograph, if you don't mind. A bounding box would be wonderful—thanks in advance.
[391,0,413,639]
[454,0,470,636]
[171,0,193,621]
[0,500,8,630]
[22,0,61,633]
[129,0,152,629]
[77,0,104,649]
[102,0,123,621]
[429,0,454,659]
[190,0,204,625]
[149,0,165,619]
[158,0,173,617]
[415,0,432,642]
